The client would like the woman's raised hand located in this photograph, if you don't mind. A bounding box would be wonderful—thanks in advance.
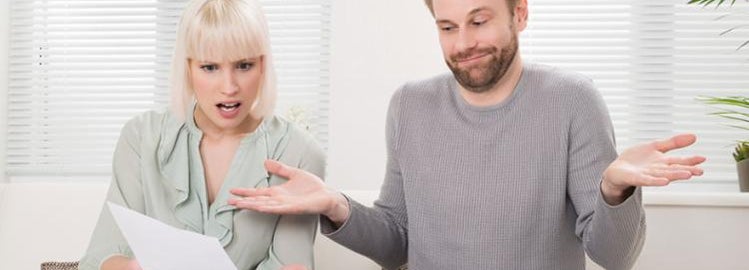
[229,160,350,224]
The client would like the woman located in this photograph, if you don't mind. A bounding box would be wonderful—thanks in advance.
[79,0,324,269]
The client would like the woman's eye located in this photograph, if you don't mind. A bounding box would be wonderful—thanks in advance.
[237,62,254,70]
[472,20,485,26]
[200,64,218,72]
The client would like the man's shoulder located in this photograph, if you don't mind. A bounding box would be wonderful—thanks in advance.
[525,62,593,88]
[393,72,454,102]
[401,72,454,91]
[523,62,598,98]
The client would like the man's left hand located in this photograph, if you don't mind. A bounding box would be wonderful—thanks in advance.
[601,133,706,205]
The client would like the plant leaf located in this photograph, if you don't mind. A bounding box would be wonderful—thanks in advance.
[738,39,749,51]
[698,96,749,109]
[711,110,749,120]
[727,125,749,131]
[687,0,740,7]
[710,113,749,124]
[719,24,749,36]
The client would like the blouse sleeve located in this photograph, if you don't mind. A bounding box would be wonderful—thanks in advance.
[79,117,147,270]
[256,125,326,270]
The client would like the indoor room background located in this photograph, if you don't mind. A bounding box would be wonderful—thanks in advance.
[1,0,749,269]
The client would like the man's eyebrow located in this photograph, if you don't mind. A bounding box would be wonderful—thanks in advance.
[468,6,491,16]
[435,6,491,24]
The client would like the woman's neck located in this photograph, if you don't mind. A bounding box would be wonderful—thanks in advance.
[193,108,261,141]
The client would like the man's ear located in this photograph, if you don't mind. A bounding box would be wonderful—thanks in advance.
[514,0,529,32]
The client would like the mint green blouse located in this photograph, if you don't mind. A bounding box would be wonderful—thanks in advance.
[79,107,325,270]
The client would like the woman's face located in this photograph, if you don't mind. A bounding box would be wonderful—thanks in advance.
[189,56,264,134]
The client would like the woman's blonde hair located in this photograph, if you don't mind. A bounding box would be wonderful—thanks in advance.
[169,0,276,121]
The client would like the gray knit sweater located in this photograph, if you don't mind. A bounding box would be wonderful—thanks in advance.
[321,63,646,270]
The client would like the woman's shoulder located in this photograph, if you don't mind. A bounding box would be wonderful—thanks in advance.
[263,115,322,154]
[264,115,314,141]
[119,109,182,143]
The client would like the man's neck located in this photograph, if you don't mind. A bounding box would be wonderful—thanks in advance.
[458,55,524,107]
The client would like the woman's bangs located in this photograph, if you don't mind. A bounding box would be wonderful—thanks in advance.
[185,5,265,62]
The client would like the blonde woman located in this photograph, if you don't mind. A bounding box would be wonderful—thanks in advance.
[79,0,323,269]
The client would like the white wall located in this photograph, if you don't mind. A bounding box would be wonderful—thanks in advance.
[326,0,445,190]
[1,0,10,182]
[635,203,749,269]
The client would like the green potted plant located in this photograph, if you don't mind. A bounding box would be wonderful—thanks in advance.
[698,97,749,191]
[689,0,749,191]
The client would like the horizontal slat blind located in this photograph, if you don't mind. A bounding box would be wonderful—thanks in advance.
[521,0,749,187]
[7,0,330,176]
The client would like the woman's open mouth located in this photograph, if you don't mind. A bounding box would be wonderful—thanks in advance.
[216,102,242,118]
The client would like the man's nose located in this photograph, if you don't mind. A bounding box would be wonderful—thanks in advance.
[455,29,478,54]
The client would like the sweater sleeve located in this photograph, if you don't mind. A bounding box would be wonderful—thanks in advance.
[319,87,409,270]
[566,78,646,270]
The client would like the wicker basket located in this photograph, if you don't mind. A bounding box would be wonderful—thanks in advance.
[40,261,79,270]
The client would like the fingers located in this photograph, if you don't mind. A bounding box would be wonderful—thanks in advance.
[652,159,705,176]
[229,195,277,207]
[647,168,694,181]
[639,175,670,186]
[230,187,275,197]
[229,196,300,214]
[639,164,702,185]
[664,155,707,166]
[653,133,697,153]
[607,166,703,192]
[264,159,299,179]
[663,163,704,176]
[281,265,309,270]
[228,188,279,208]
[613,168,698,188]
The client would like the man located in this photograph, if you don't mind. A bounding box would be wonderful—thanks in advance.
[228,0,706,269]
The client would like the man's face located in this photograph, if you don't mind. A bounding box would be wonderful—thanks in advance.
[433,0,526,93]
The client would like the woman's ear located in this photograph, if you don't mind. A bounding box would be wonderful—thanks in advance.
[185,59,195,96]
[258,55,266,75]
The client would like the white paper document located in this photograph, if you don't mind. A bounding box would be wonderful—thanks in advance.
[107,202,238,270]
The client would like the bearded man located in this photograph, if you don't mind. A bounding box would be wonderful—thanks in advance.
[228,0,707,269]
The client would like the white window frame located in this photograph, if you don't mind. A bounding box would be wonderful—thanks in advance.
[521,0,749,192]
[1,0,10,183]
[5,0,331,181]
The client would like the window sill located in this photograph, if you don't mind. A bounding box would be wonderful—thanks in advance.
[3,182,749,207]
[644,190,749,207]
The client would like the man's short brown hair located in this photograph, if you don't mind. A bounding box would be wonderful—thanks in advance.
[423,0,519,16]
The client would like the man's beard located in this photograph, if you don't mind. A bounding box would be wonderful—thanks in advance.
[446,32,519,94]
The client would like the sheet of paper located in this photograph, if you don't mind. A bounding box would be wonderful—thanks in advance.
[107,202,238,270]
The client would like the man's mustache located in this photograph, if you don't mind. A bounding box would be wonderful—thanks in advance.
[450,47,497,63]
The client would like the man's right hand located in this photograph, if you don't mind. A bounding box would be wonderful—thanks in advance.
[281,264,309,270]
[100,256,142,270]
[228,160,351,226]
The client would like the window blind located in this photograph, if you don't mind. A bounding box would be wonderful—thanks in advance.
[7,0,330,176]
[521,0,749,188]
